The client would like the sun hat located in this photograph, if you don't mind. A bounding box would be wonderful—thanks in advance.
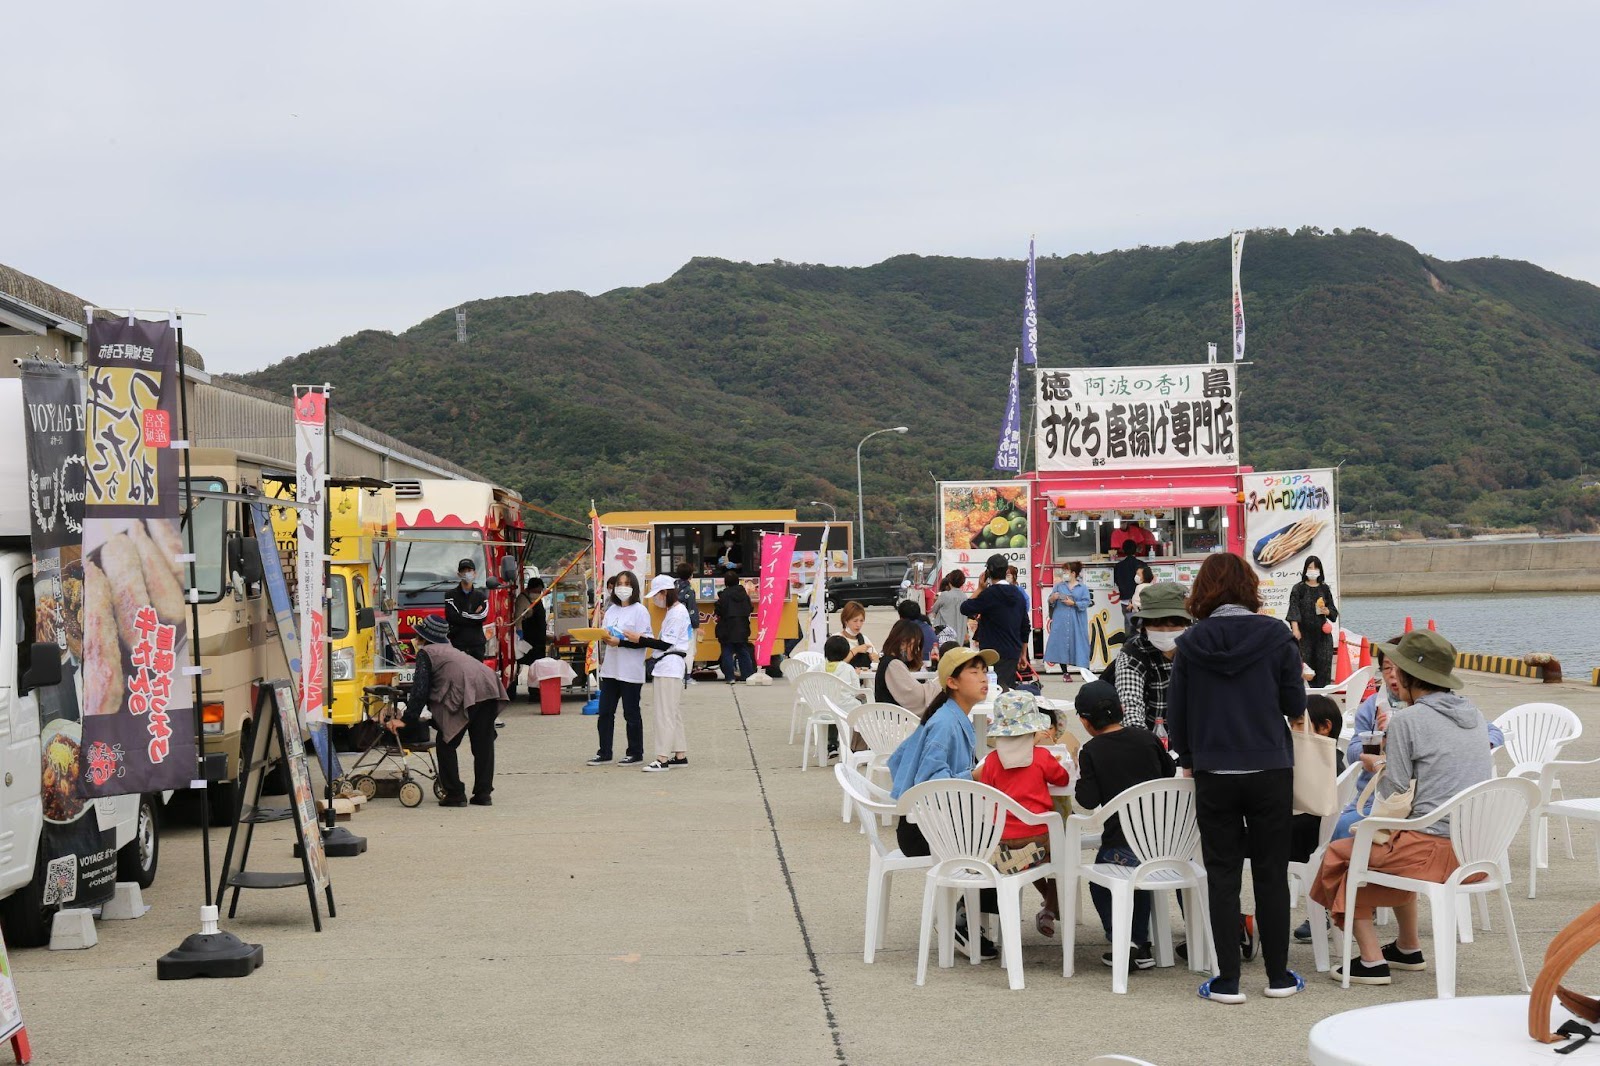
[415,615,450,644]
[987,691,1052,742]
[1374,630,1463,691]
[646,573,676,597]
[936,646,998,687]
[1133,581,1191,621]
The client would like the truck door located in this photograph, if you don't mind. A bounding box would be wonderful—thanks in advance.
[0,566,43,896]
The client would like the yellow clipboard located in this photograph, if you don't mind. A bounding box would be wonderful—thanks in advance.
[569,627,610,643]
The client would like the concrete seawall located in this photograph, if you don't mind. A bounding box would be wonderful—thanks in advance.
[1342,538,1600,595]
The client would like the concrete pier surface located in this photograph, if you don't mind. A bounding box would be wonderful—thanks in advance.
[13,608,1600,1065]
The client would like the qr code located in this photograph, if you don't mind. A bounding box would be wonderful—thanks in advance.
[41,856,77,907]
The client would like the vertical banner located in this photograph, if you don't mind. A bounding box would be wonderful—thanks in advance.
[993,354,1023,472]
[1242,468,1339,619]
[602,527,649,581]
[293,386,329,723]
[937,481,1031,596]
[251,501,302,682]
[1231,230,1246,362]
[807,524,831,651]
[753,532,796,667]
[80,317,196,796]
[1021,236,1038,366]
[20,363,116,906]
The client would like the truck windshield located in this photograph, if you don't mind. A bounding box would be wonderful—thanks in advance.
[397,530,486,603]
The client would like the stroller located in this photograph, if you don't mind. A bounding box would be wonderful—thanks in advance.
[346,685,443,808]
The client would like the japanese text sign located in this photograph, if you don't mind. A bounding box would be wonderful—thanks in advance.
[1034,364,1238,471]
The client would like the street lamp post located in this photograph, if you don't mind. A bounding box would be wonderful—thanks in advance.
[855,426,908,561]
[808,500,837,521]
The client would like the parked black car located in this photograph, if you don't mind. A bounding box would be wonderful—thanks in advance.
[826,556,910,609]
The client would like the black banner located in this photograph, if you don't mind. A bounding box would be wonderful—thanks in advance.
[80,318,196,796]
[20,362,117,907]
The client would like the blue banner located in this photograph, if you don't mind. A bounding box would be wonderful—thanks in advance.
[1021,237,1038,367]
[993,354,1023,472]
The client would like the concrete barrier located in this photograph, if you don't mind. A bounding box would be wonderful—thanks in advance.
[1342,538,1600,596]
[1455,651,1544,681]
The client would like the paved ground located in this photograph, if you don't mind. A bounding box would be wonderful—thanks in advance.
[13,607,1600,1065]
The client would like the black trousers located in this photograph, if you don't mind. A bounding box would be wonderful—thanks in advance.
[992,657,1019,692]
[897,817,997,914]
[596,677,644,760]
[1300,634,1333,688]
[436,700,499,800]
[1195,768,1293,983]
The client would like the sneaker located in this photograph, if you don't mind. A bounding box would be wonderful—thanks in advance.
[668,755,689,766]
[617,755,644,766]
[1174,941,1188,962]
[1264,970,1306,998]
[953,916,999,961]
[1293,919,1313,944]
[586,755,613,766]
[1198,977,1246,1004]
[642,759,671,772]
[1101,943,1156,970]
[826,745,840,763]
[1035,909,1057,938]
[1330,959,1391,985]
[1239,914,1258,961]
[438,796,468,808]
[469,796,492,807]
[1381,942,1427,971]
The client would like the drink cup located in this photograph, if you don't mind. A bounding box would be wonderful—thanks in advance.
[1359,730,1384,756]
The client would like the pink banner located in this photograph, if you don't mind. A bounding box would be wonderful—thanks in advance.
[754,533,796,667]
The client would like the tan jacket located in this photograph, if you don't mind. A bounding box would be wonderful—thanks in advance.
[416,643,509,743]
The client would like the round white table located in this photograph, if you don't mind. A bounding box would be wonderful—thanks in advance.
[1308,995,1583,1065]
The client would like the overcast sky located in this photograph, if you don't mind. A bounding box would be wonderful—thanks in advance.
[9,1,1599,374]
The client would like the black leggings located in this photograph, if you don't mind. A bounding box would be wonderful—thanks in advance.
[896,817,996,914]
[1195,768,1293,984]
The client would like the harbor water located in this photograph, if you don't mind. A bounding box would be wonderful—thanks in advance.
[1341,591,1600,674]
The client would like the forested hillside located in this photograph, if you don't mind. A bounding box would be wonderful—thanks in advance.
[238,228,1600,551]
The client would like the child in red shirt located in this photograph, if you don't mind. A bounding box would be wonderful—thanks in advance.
[974,691,1070,937]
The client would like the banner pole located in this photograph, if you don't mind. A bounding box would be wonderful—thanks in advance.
[157,315,264,978]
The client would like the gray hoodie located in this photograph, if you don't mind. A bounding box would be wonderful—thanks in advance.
[1380,692,1495,836]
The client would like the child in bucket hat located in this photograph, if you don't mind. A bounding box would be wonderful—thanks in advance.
[973,691,1070,937]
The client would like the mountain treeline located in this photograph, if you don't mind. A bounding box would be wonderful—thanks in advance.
[238,228,1600,553]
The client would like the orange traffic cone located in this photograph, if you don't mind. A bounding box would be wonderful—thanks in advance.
[1358,636,1372,669]
[1334,629,1354,684]
[1427,618,1437,632]
[1403,616,1414,633]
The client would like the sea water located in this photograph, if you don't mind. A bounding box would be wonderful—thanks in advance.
[1340,591,1600,674]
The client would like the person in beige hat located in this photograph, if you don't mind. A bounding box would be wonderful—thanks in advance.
[973,691,1069,936]
[1311,628,1496,987]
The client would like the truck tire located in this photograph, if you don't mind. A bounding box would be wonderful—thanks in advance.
[116,794,160,888]
[0,840,57,949]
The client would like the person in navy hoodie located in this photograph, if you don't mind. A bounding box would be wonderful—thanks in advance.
[960,554,1030,691]
[1168,552,1307,1006]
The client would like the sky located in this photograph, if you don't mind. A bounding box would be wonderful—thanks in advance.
[8,1,1599,374]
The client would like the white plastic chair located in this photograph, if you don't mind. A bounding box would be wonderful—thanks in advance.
[790,650,825,671]
[782,653,826,743]
[1062,778,1212,993]
[900,780,1068,991]
[1337,776,1537,998]
[1338,664,1376,722]
[834,762,934,963]
[1522,752,1600,898]
[840,703,920,824]
[796,672,859,770]
[1288,761,1363,972]
[1493,702,1582,887]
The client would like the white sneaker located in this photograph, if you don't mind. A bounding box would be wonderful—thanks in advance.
[642,759,671,772]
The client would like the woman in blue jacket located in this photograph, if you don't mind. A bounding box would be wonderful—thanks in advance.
[1168,553,1307,1005]
[889,644,999,956]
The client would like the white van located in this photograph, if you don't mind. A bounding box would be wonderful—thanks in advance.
[0,379,160,947]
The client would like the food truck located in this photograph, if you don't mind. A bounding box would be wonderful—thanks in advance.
[942,363,1339,671]
[592,510,835,666]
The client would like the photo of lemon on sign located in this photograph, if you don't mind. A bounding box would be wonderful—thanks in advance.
[941,484,1029,551]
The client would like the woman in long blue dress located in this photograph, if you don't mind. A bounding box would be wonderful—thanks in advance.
[1043,562,1092,669]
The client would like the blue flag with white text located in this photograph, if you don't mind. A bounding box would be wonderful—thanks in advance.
[994,354,1022,471]
[1021,237,1038,366]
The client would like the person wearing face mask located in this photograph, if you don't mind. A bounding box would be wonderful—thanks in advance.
[588,571,651,766]
[1043,562,1092,672]
[443,557,490,660]
[714,572,757,684]
[1108,582,1190,733]
[1285,555,1338,687]
[716,530,744,575]
[633,575,693,772]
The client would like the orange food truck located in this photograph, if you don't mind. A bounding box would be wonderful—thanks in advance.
[942,363,1339,671]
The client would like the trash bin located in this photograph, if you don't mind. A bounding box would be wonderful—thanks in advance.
[531,657,577,717]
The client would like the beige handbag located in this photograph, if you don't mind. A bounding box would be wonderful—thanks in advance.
[1354,770,1417,845]
[1291,729,1338,817]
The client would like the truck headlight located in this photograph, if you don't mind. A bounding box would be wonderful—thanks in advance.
[332,647,355,682]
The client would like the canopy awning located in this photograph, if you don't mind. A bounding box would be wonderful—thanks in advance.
[1046,486,1237,512]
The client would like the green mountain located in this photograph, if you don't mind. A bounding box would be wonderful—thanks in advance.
[236,228,1600,549]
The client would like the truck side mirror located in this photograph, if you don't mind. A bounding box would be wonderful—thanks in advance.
[238,538,265,587]
[484,576,503,590]
[356,607,375,632]
[20,643,61,694]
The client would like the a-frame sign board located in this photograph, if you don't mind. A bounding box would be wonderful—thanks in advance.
[214,680,334,930]
[0,925,29,1064]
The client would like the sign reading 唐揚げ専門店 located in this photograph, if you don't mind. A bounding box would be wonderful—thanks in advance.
[1034,365,1238,472]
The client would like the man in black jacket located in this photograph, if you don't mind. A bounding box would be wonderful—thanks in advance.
[959,554,1030,691]
[714,573,755,683]
[443,557,489,660]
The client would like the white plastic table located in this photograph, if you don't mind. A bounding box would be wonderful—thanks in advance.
[1308,995,1582,1065]
[1541,797,1600,882]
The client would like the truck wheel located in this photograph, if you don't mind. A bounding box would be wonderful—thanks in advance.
[0,841,57,948]
[116,794,160,888]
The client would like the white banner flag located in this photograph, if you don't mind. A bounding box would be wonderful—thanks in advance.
[293,385,330,722]
[1231,231,1246,361]
[808,523,830,651]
